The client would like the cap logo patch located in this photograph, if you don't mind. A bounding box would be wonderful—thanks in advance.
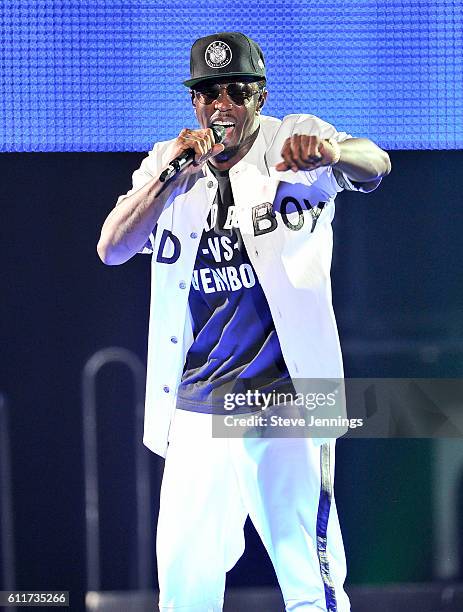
[205,40,232,68]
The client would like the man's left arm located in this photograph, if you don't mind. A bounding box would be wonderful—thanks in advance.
[330,137,392,192]
[275,134,392,192]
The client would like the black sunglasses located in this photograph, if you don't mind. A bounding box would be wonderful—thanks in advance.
[192,82,263,106]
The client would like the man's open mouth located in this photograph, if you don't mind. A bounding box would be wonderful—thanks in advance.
[211,121,235,136]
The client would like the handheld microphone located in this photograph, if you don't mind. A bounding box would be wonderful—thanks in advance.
[159,125,226,183]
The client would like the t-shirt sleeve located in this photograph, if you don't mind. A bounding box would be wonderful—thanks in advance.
[278,114,377,195]
[331,168,370,192]
[116,144,160,204]
[307,117,380,193]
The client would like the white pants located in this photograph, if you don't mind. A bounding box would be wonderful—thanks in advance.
[156,408,350,612]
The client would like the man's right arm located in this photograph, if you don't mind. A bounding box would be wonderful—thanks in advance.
[97,174,169,265]
[97,128,224,266]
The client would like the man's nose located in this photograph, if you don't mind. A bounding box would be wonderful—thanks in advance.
[214,87,233,109]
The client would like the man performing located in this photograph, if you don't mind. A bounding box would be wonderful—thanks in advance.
[97,32,391,612]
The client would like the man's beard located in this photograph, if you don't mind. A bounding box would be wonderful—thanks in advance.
[213,125,260,163]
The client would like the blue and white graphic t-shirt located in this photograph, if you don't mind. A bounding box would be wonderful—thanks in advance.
[176,162,294,414]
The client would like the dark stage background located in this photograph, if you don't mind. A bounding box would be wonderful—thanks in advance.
[1,150,463,609]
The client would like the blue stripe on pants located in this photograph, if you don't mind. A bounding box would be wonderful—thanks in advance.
[316,443,337,612]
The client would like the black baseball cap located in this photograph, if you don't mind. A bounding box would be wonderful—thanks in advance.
[183,32,266,88]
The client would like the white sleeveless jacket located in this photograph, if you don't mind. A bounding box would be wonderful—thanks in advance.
[116,114,369,457]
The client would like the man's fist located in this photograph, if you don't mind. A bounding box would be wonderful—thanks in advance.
[169,128,225,174]
[275,135,340,172]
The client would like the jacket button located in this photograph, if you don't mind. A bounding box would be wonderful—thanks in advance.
[207,181,214,188]
[190,232,198,239]
[170,336,178,344]
[179,281,187,289]
[163,385,170,393]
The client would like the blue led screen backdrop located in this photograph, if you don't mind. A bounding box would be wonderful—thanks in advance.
[1,0,462,152]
